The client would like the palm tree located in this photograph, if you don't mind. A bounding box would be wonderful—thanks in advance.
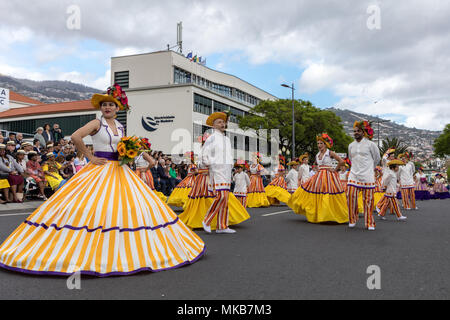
[379,137,408,157]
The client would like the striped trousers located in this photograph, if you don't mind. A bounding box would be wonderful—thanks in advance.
[400,188,416,209]
[378,195,402,218]
[376,195,394,213]
[235,195,248,208]
[204,190,230,230]
[347,185,375,228]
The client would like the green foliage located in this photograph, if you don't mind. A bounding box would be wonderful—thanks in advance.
[379,137,408,157]
[238,99,352,160]
[433,124,450,157]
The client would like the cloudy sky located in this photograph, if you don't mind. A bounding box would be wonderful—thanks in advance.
[1,0,449,130]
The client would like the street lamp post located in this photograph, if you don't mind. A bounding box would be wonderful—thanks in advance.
[373,119,391,147]
[281,83,295,160]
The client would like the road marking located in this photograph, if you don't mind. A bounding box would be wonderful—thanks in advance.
[0,212,32,218]
[262,210,292,217]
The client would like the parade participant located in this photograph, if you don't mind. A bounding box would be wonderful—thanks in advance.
[288,133,348,224]
[347,121,380,231]
[247,152,270,208]
[134,147,167,202]
[265,156,291,205]
[376,149,396,214]
[297,153,310,186]
[377,159,407,221]
[414,167,431,200]
[167,152,197,207]
[285,160,299,194]
[233,161,251,207]
[0,85,204,277]
[180,131,249,231]
[434,173,450,199]
[398,152,417,210]
[201,112,241,234]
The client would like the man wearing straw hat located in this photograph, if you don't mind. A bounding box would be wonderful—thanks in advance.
[201,111,236,234]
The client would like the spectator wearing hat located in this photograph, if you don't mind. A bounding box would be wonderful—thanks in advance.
[26,152,47,200]
[42,153,66,191]
[34,127,46,147]
[0,143,25,203]
[6,141,17,157]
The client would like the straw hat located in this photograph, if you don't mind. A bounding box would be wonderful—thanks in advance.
[206,112,228,127]
[91,84,130,111]
[388,159,405,166]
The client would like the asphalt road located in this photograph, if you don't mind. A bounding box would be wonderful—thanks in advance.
[0,199,449,300]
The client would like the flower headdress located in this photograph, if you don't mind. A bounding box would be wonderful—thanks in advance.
[91,84,131,111]
[353,120,374,140]
[316,133,334,149]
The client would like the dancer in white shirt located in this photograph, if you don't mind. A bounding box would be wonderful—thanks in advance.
[378,159,407,221]
[347,121,380,231]
[297,154,310,186]
[398,152,417,210]
[233,162,251,208]
[285,161,299,194]
[202,112,236,234]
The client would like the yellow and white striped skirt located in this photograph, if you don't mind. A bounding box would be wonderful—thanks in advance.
[0,161,205,277]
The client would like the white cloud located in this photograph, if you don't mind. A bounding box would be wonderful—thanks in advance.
[1,0,449,130]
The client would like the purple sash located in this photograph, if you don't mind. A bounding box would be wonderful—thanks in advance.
[94,151,119,161]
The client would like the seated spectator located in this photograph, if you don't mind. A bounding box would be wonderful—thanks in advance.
[33,139,42,154]
[169,163,181,189]
[156,159,170,195]
[74,151,88,172]
[0,144,25,203]
[26,152,47,200]
[62,155,76,180]
[15,133,24,150]
[42,153,67,191]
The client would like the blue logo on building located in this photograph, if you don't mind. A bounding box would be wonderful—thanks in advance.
[142,116,158,132]
[142,115,175,132]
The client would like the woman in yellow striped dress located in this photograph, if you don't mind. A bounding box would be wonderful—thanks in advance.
[167,153,197,207]
[265,158,291,205]
[288,133,348,224]
[0,86,205,277]
[247,153,270,208]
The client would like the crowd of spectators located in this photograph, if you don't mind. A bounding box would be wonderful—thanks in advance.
[0,125,193,203]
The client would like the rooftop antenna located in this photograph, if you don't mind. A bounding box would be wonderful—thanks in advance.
[166,22,183,54]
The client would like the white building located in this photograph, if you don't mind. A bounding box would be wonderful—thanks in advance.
[0,50,278,161]
[111,50,278,160]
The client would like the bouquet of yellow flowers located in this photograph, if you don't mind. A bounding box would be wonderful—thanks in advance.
[117,136,152,165]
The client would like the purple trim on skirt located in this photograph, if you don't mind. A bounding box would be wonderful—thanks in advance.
[301,185,345,195]
[0,247,205,278]
[94,151,119,161]
[23,217,180,234]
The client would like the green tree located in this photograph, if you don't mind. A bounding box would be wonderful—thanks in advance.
[433,124,450,157]
[238,99,352,160]
[379,137,408,157]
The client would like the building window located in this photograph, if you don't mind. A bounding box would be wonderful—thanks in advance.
[194,94,212,115]
[114,71,129,89]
